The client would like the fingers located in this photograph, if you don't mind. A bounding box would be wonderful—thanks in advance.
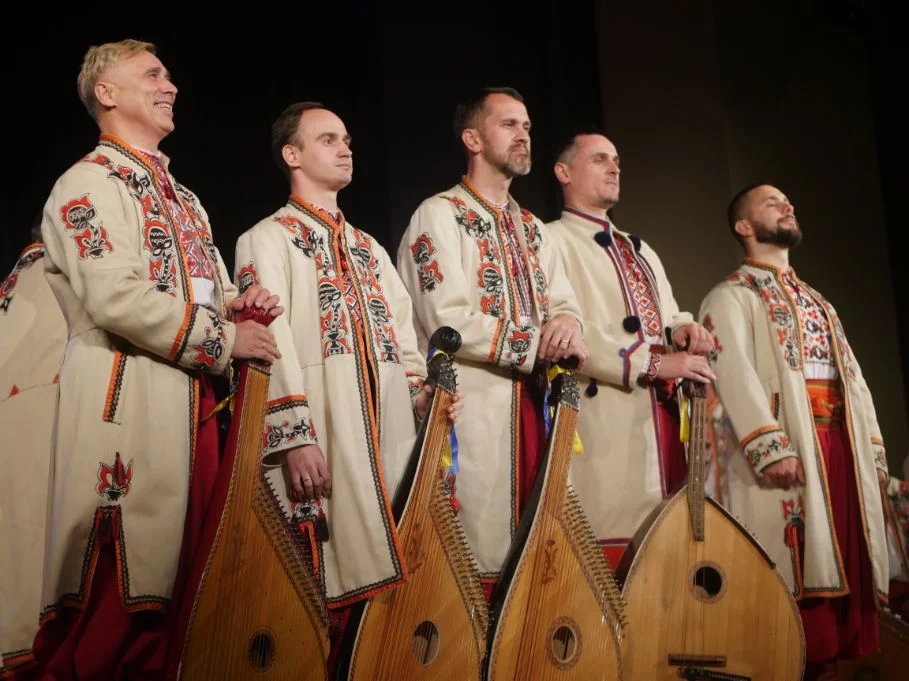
[538,321,560,361]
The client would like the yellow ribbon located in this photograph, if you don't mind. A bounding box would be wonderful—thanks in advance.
[202,391,235,423]
[679,391,690,443]
[547,365,585,455]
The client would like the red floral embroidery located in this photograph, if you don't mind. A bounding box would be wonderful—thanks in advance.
[60,196,113,260]
[237,262,259,294]
[97,452,133,502]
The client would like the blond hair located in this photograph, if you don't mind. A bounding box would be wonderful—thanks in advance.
[77,39,157,121]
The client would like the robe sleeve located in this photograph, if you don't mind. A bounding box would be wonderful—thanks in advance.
[699,284,799,474]
[41,162,235,375]
[234,222,319,460]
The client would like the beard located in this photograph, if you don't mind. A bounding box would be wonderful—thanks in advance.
[485,143,531,177]
[753,217,802,248]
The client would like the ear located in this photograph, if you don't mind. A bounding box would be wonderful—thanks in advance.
[734,218,753,240]
[94,80,116,109]
[461,128,482,155]
[553,160,570,185]
[281,143,300,171]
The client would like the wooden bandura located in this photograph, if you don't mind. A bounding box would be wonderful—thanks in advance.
[171,306,329,681]
[339,326,488,681]
[485,361,627,680]
[619,379,804,681]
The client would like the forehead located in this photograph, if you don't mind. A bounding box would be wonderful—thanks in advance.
[575,134,617,158]
[482,93,529,122]
[297,108,348,137]
[110,50,166,78]
[751,185,787,204]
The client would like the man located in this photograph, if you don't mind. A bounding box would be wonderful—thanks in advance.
[545,132,715,569]
[2,39,281,679]
[397,87,587,599]
[699,183,889,680]
[234,102,450,665]
[0,220,67,676]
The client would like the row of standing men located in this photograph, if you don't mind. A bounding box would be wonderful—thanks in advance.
[0,38,898,681]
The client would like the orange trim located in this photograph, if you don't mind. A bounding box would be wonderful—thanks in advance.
[512,378,522,528]
[870,436,884,446]
[0,651,36,678]
[102,350,126,422]
[328,572,408,610]
[488,318,505,363]
[739,424,784,449]
[288,195,343,228]
[167,303,194,361]
[266,394,309,410]
[334,226,408,585]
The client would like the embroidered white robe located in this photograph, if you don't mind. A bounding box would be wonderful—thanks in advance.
[0,244,67,670]
[699,259,888,600]
[35,136,238,633]
[234,196,426,607]
[545,209,694,552]
[397,179,581,580]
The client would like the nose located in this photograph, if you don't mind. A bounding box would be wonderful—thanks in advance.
[162,78,178,96]
[781,200,794,215]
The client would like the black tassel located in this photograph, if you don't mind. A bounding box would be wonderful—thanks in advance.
[630,235,642,252]
[593,231,612,248]
[623,315,642,333]
[585,378,599,397]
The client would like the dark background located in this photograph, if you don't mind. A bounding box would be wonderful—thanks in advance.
[3,1,906,469]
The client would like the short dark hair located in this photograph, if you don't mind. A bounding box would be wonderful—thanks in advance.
[453,87,524,142]
[555,128,608,165]
[726,182,769,245]
[271,101,327,179]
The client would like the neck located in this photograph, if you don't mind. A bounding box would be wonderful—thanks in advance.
[290,176,339,214]
[465,161,513,206]
[746,242,790,270]
[100,120,162,154]
[564,197,612,222]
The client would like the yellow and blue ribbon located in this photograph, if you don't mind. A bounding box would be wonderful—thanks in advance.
[542,364,584,455]
[426,346,459,476]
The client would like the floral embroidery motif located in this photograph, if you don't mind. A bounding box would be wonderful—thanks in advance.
[96,452,133,502]
[741,427,794,470]
[264,416,317,451]
[477,262,506,317]
[60,196,113,260]
[347,228,401,364]
[0,245,44,313]
[237,262,259,294]
[521,210,550,321]
[409,233,444,292]
[729,271,801,370]
[827,309,857,381]
[86,154,177,296]
[191,310,227,368]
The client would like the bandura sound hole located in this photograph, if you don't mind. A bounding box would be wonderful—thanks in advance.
[692,564,724,600]
[248,631,276,671]
[412,620,441,665]
[550,624,579,662]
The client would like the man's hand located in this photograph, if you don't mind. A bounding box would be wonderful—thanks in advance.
[415,383,462,423]
[656,352,716,383]
[672,323,715,356]
[761,457,806,489]
[878,469,888,485]
[286,445,332,500]
[229,284,284,319]
[539,314,589,366]
[231,321,281,362]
